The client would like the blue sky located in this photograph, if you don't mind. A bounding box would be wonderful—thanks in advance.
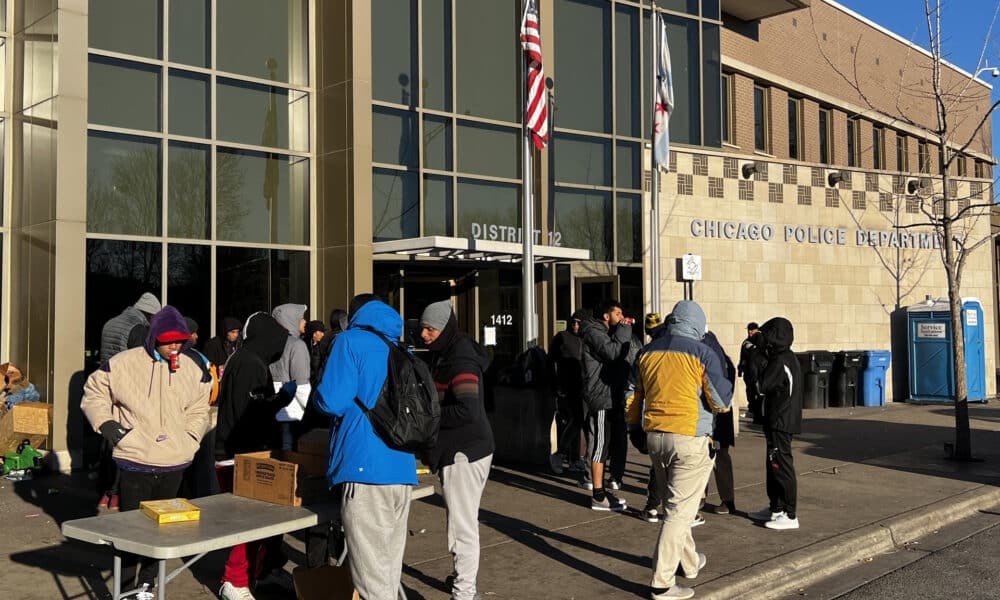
[836,0,999,162]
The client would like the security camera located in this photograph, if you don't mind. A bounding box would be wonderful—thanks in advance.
[991,67,999,78]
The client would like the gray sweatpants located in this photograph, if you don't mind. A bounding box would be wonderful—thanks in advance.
[440,452,493,600]
[341,482,412,600]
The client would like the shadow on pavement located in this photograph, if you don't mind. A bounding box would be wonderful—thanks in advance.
[10,542,111,600]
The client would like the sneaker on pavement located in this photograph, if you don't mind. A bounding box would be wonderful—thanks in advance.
[607,478,622,490]
[578,477,594,491]
[691,513,705,527]
[748,507,782,522]
[108,494,120,511]
[681,553,707,579]
[219,582,256,600]
[651,584,695,600]
[567,459,588,473]
[641,506,662,523]
[591,492,627,512]
[549,454,564,474]
[765,513,800,530]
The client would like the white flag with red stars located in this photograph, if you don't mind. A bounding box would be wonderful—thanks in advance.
[653,13,674,170]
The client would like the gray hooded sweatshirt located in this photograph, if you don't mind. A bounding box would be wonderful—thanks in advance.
[270,303,312,422]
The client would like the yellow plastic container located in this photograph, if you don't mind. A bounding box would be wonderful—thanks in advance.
[140,498,201,524]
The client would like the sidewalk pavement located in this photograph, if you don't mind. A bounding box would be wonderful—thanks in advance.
[5,402,1000,600]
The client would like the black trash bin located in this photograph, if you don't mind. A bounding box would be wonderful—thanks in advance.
[831,350,864,407]
[796,351,835,409]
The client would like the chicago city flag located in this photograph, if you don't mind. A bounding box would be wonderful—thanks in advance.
[653,13,673,169]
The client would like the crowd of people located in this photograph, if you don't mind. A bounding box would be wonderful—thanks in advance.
[78,289,802,600]
[549,301,804,600]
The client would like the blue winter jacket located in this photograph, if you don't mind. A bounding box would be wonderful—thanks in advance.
[314,301,417,487]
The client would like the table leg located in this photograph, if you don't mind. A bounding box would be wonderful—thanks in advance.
[157,560,166,600]
[113,552,122,600]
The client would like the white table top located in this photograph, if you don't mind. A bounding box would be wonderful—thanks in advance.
[63,484,435,560]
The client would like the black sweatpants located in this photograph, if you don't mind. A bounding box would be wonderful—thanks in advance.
[118,469,185,579]
[764,427,796,518]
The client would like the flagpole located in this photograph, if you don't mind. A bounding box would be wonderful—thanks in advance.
[522,0,536,350]
[649,1,661,315]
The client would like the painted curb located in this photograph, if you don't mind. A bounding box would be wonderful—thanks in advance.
[694,485,1000,600]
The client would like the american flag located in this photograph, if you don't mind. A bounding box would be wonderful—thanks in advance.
[520,0,548,150]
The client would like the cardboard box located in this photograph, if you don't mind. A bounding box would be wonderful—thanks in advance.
[140,498,201,524]
[293,565,359,600]
[296,428,330,457]
[233,450,329,507]
[0,402,51,454]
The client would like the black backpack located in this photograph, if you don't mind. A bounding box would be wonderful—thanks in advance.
[353,326,440,453]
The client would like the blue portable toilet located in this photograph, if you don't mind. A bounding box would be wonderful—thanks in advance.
[906,297,987,403]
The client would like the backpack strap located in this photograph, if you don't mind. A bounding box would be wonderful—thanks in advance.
[352,325,397,416]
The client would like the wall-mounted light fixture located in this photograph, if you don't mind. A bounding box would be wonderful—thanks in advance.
[740,161,763,179]
[906,177,931,195]
[827,170,848,187]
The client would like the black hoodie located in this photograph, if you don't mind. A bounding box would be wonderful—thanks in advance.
[758,317,803,434]
[203,317,242,369]
[424,314,495,470]
[214,312,291,459]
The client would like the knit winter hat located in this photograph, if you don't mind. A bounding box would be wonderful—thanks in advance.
[134,292,162,314]
[420,300,453,331]
[644,312,664,333]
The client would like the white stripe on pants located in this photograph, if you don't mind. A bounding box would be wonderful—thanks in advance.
[440,452,492,600]
[647,432,714,591]
[341,482,411,600]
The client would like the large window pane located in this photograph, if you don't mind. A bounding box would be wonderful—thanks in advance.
[168,142,210,239]
[553,188,612,261]
[89,56,160,131]
[702,24,721,147]
[89,0,161,58]
[216,247,309,324]
[422,0,452,110]
[754,86,767,152]
[456,122,519,179]
[553,133,611,186]
[457,179,519,240]
[85,240,163,361]
[87,132,161,235]
[372,106,419,167]
[615,5,640,137]
[167,244,211,339]
[217,149,309,244]
[788,98,800,159]
[423,114,453,171]
[663,14,700,145]
[660,0,699,15]
[170,0,209,67]
[169,69,209,138]
[217,78,309,151]
[616,193,642,263]
[217,0,308,85]
[423,175,453,236]
[23,14,55,110]
[616,141,641,189]
[456,0,518,122]
[554,0,611,133]
[372,0,418,105]
[373,168,419,241]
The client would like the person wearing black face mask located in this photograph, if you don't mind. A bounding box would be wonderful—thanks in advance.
[419,300,494,600]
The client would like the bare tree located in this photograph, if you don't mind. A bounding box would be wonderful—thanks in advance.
[813,0,1000,459]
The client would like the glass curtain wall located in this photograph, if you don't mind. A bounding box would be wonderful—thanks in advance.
[85,0,313,359]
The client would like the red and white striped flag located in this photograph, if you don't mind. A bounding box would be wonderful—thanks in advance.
[520,0,548,150]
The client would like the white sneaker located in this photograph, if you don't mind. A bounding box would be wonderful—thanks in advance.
[691,513,705,527]
[747,507,782,522]
[607,478,622,490]
[219,582,256,600]
[651,584,695,600]
[765,513,800,530]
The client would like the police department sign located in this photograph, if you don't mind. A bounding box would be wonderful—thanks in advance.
[689,219,941,249]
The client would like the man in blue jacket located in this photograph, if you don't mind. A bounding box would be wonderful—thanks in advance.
[314,294,417,599]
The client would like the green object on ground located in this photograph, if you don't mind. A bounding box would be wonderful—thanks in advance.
[1,439,44,475]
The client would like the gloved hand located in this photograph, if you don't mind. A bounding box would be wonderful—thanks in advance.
[628,426,647,455]
[99,420,130,446]
[279,380,298,400]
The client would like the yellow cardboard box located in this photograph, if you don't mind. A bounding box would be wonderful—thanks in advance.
[140,498,201,524]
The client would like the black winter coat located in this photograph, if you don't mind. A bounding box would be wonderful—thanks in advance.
[579,318,632,414]
[703,331,737,447]
[214,313,290,460]
[424,316,495,471]
[758,317,803,434]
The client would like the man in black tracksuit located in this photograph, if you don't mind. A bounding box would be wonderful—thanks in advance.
[579,300,632,511]
[738,322,767,422]
[748,317,803,530]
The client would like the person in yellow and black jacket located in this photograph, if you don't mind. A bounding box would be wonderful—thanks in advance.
[627,300,733,600]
